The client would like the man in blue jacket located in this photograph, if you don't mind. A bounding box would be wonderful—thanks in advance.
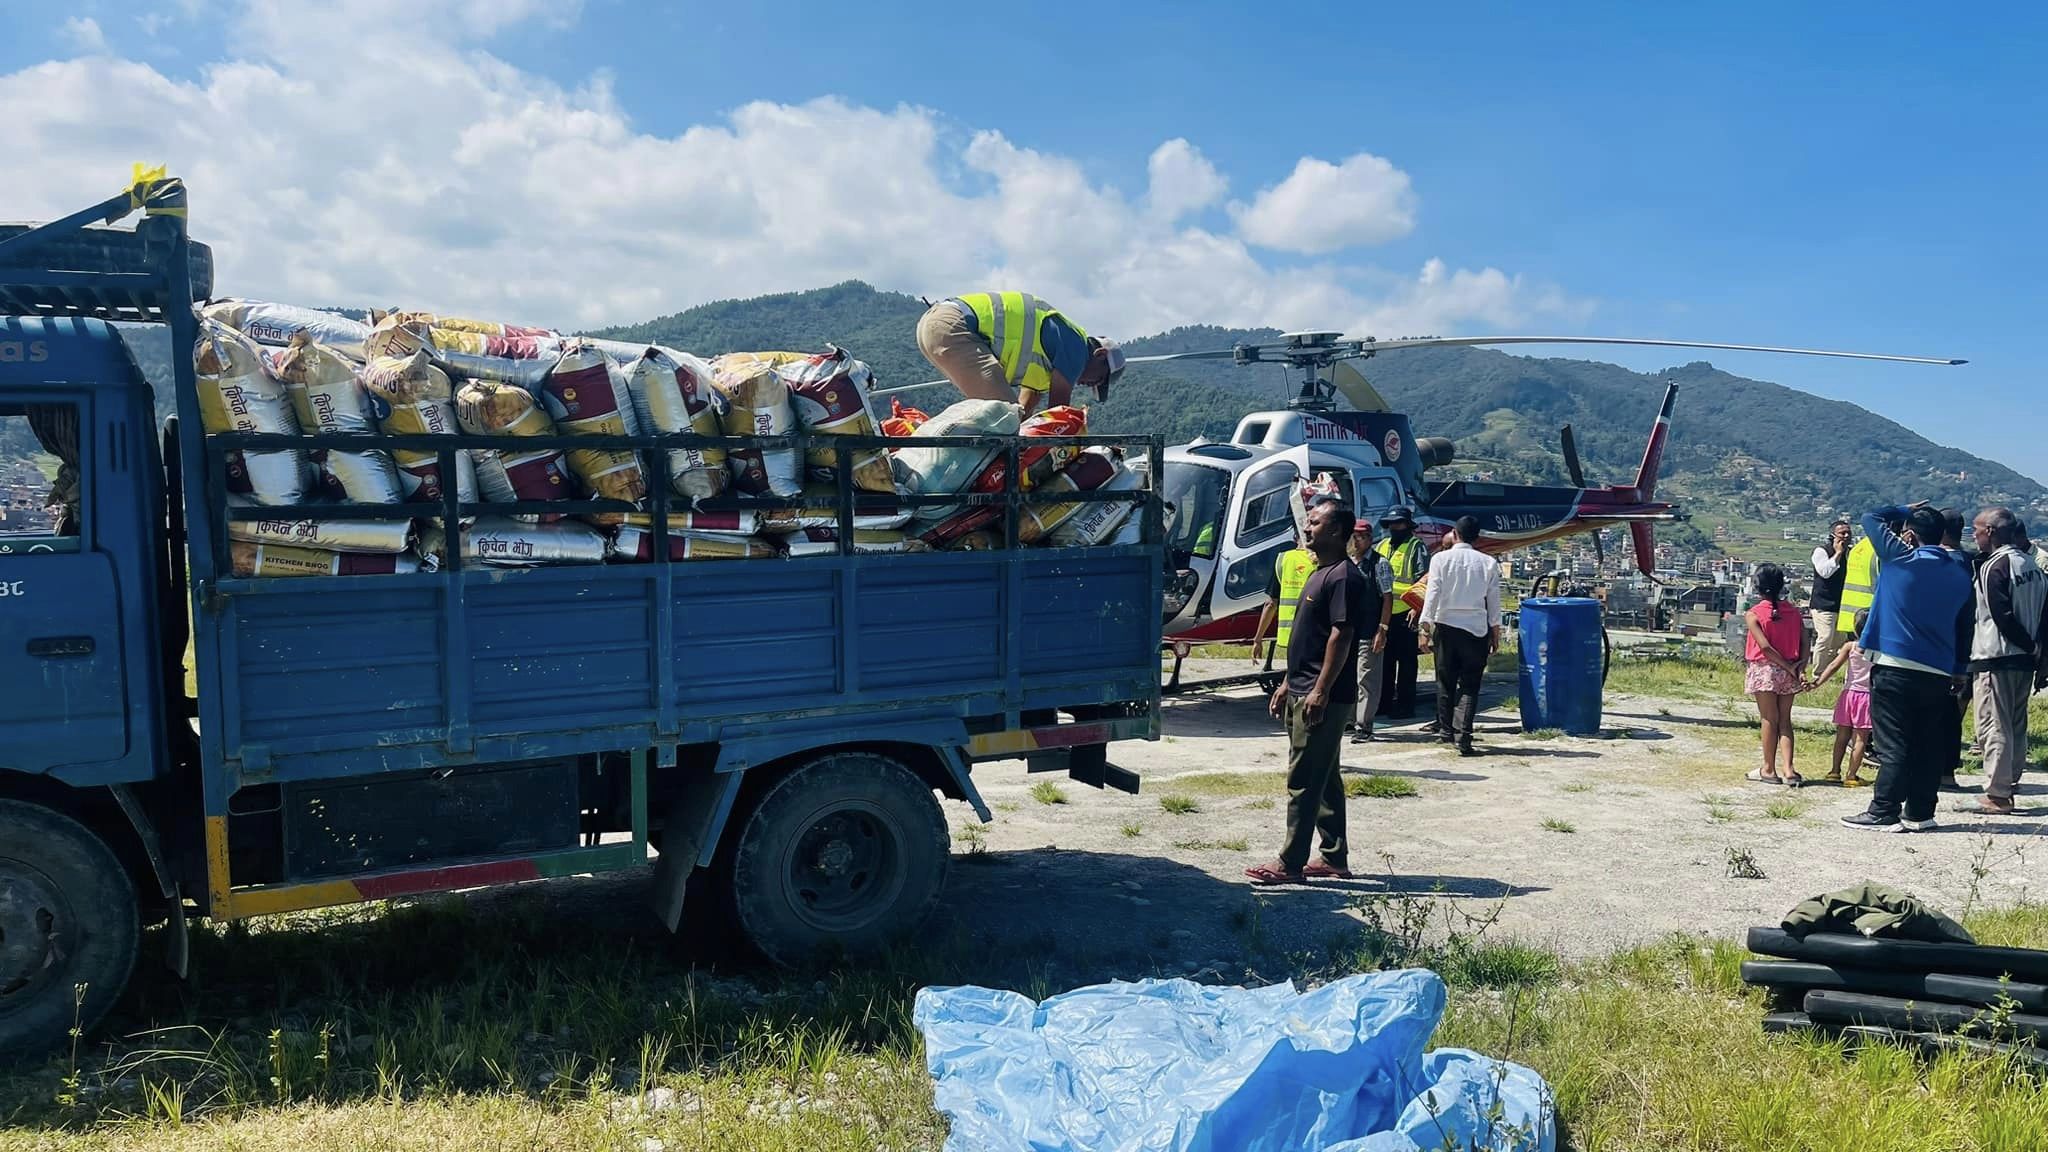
[1841,505,1976,833]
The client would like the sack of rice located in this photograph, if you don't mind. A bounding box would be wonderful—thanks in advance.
[361,347,479,507]
[619,509,760,535]
[756,484,914,531]
[273,333,404,504]
[893,399,1021,505]
[538,343,648,504]
[627,347,728,501]
[203,300,372,361]
[365,313,559,388]
[431,518,609,567]
[1045,454,1142,547]
[373,310,556,340]
[778,527,920,557]
[455,379,575,520]
[1019,446,1122,545]
[225,497,413,553]
[961,404,1089,499]
[708,353,802,497]
[230,540,428,578]
[777,347,893,493]
[195,319,308,505]
[610,526,779,562]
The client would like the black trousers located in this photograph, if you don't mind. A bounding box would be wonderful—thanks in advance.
[1433,626,1489,746]
[1868,665,1955,823]
[1379,615,1420,717]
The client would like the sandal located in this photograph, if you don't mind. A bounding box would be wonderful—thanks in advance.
[1783,772,1804,789]
[1746,769,1782,785]
[1842,776,1870,789]
[1244,862,1305,886]
[1303,859,1354,880]
[1822,771,1842,784]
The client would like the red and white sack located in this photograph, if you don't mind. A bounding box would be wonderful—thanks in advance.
[757,484,914,532]
[368,312,560,387]
[777,348,893,493]
[777,527,920,557]
[1045,453,1142,547]
[273,333,404,504]
[619,509,760,535]
[456,380,575,521]
[225,496,413,553]
[374,310,556,340]
[628,347,729,501]
[538,343,648,504]
[360,346,478,507]
[1019,446,1122,544]
[195,318,308,505]
[230,540,429,578]
[609,526,779,562]
[709,353,802,497]
[204,300,372,361]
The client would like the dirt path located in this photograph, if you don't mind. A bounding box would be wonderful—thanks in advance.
[933,661,2046,979]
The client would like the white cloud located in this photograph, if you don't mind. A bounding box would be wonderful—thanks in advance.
[1145,138,1227,223]
[60,16,108,53]
[1,0,1576,343]
[1232,152,1418,254]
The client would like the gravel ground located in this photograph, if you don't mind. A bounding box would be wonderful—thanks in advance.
[930,659,2047,979]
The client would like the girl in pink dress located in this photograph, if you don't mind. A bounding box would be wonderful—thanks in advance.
[1804,609,1873,787]
[1743,564,1808,786]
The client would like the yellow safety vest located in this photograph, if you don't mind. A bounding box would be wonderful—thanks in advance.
[1375,536,1426,616]
[958,291,1089,396]
[1837,536,1879,634]
[1273,549,1315,651]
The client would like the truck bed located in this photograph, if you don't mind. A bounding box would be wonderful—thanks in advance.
[207,545,1161,782]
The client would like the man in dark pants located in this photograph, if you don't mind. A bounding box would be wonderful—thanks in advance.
[1246,499,1370,885]
[1374,507,1429,721]
[1843,505,1975,833]
[1418,516,1502,756]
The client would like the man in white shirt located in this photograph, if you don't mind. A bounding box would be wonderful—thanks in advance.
[1810,520,1852,675]
[1418,516,1502,756]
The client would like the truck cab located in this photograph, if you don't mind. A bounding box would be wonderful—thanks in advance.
[0,176,1166,1056]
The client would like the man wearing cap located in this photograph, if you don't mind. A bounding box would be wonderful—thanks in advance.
[1347,517,1395,742]
[1373,507,1431,721]
[915,291,1125,415]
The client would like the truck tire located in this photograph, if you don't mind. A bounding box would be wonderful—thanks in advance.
[0,800,139,1059]
[730,752,948,966]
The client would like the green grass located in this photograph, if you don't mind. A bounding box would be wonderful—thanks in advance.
[1028,780,1067,806]
[1118,821,1143,839]
[1162,771,1284,798]
[1344,774,1419,800]
[1708,803,1739,822]
[1244,797,1275,811]
[1539,817,1576,834]
[1158,794,1199,815]
[10,897,2045,1151]
[1560,781,1594,794]
[1763,796,1807,820]
[1521,727,1564,741]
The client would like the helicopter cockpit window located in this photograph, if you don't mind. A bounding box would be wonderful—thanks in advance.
[1355,476,1399,514]
[1161,461,1229,559]
[1236,470,1296,549]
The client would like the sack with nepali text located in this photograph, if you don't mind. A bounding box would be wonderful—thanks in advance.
[230,541,431,578]
[709,352,804,497]
[628,346,729,502]
[455,379,575,521]
[539,343,648,508]
[419,518,608,567]
[777,347,894,493]
[273,333,404,505]
[360,345,479,508]
[203,299,372,361]
[195,319,308,505]
[609,527,779,562]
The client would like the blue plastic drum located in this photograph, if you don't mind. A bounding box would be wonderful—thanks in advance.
[1518,597,1604,735]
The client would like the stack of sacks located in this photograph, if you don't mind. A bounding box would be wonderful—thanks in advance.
[359,326,479,508]
[537,342,648,514]
[915,405,1087,548]
[194,319,308,505]
[608,509,777,563]
[628,347,728,502]
[455,380,575,521]
[203,300,372,361]
[368,310,562,388]
[777,346,893,493]
[273,332,404,505]
[708,352,804,497]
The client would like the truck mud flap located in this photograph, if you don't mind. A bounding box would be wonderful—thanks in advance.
[971,715,1151,796]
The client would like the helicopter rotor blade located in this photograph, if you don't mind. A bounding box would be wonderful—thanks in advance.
[1559,424,1588,488]
[1331,334,1967,366]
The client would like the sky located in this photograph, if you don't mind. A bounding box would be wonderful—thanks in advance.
[5,1,2042,480]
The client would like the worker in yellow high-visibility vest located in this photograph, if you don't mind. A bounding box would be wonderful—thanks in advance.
[915,291,1126,415]
[1373,506,1430,720]
[1836,509,1904,634]
[1252,538,1316,668]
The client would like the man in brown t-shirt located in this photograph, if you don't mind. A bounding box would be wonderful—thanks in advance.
[1247,499,1371,885]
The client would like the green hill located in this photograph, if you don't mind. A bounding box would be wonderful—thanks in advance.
[104,282,2045,537]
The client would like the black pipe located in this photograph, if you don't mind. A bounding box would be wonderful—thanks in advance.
[1742,960,2048,1012]
[1804,990,2048,1045]
[1747,927,2048,984]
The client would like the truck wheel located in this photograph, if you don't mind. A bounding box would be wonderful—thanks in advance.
[0,800,139,1058]
[730,753,948,966]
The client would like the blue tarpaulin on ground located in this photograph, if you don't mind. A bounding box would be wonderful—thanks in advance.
[914,968,1554,1152]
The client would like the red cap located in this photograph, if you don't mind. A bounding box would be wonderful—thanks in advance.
[1353,517,1374,533]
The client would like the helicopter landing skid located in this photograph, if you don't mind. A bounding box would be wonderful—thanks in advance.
[1162,645,1285,697]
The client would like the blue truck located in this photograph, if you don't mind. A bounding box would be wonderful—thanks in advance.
[0,176,1164,1055]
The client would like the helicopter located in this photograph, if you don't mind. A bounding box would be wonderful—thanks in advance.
[874,327,1964,689]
